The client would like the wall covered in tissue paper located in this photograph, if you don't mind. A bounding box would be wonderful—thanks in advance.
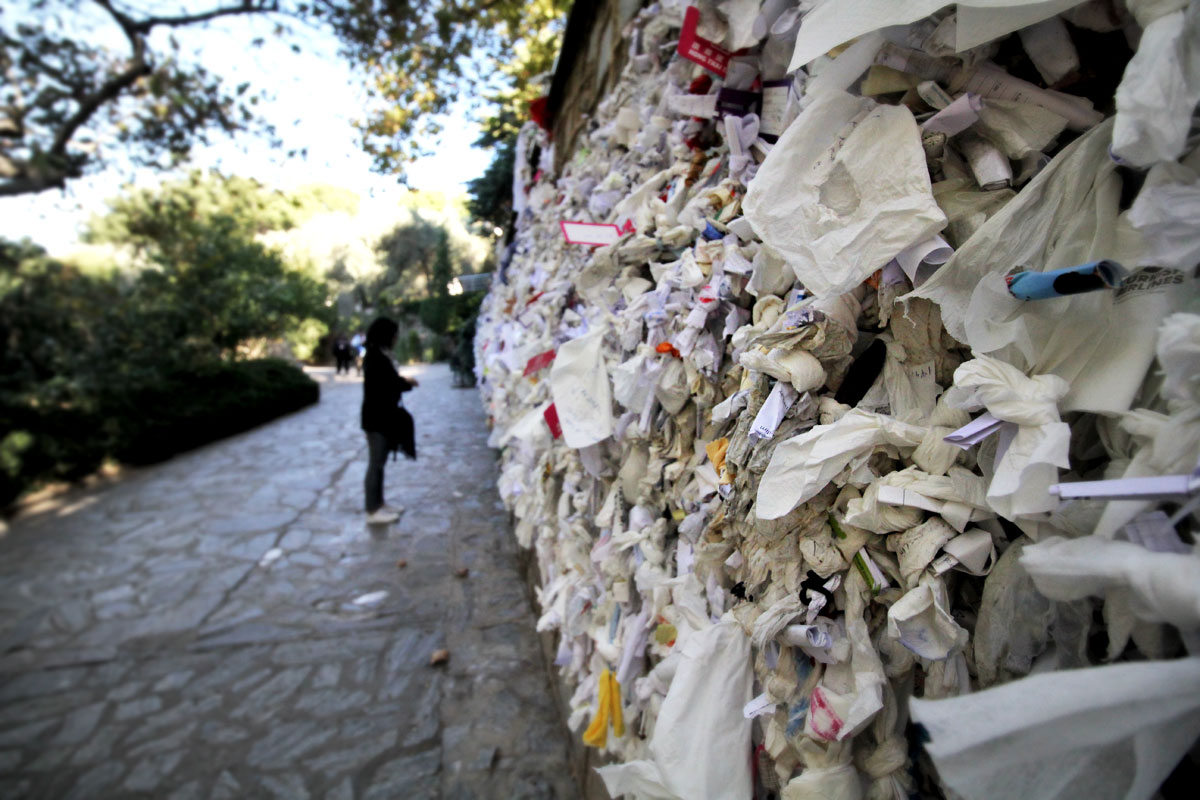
[477,1,1200,797]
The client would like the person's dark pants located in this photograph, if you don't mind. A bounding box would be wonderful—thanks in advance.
[364,432,389,512]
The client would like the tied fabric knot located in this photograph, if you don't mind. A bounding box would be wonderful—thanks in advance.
[724,113,762,186]
[943,355,1071,518]
[944,355,1068,427]
[582,668,625,748]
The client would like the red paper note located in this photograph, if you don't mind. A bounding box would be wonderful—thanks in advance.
[678,6,731,77]
[544,403,563,439]
[523,350,557,376]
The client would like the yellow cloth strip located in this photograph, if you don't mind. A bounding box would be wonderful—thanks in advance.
[582,669,624,747]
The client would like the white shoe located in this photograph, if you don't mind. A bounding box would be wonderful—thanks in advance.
[366,509,399,524]
[381,503,405,514]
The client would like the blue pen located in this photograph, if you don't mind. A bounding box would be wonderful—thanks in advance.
[1005,260,1128,300]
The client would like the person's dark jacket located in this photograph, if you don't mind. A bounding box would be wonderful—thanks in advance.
[361,345,416,459]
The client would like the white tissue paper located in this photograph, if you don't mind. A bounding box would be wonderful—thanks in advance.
[911,658,1200,800]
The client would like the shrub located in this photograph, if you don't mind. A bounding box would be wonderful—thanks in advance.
[0,359,318,506]
[112,358,319,464]
[406,330,422,363]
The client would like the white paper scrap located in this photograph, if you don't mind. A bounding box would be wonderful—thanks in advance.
[894,234,954,286]
[743,692,777,719]
[750,381,800,440]
[943,412,1005,449]
[922,93,984,136]
[1050,473,1197,501]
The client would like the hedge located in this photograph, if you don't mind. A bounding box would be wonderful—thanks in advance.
[0,358,319,507]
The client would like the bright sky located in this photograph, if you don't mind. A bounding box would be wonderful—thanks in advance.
[0,6,494,253]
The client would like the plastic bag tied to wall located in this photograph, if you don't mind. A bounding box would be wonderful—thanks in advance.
[474,1,1200,797]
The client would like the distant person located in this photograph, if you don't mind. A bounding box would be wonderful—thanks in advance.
[350,330,366,376]
[361,317,418,524]
[333,336,352,375]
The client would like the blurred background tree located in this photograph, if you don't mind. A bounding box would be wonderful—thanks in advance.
[0,0,282,198]
[322,0,568,179]
[83,170,333,360]
[3,0,568,197]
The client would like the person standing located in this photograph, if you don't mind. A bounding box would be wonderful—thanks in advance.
[333,335,351,374]
[361,317,418,523]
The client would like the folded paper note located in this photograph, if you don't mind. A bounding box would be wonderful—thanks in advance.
[523,349,556,376]
[561,219,635,246]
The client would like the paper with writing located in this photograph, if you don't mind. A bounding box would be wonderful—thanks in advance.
[750,381,799,440]
[666,93,719,119]
[759,79,791,139]
[549,328,614,448]
[922,93,984,136]
[677,6,731,77]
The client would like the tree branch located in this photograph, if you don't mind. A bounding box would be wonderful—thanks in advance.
[49,57,151,157]
[126,2,281,34]
[24,1,279,192]
[0,172,68,197]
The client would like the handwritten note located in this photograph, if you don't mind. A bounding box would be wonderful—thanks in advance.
[549,329,614,448]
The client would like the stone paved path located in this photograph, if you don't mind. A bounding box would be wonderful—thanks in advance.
[0,364,575,799]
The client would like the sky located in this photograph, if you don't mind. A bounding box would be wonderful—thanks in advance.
[0,5,494,253]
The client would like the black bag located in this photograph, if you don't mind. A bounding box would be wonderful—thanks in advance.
[387,404,416,461]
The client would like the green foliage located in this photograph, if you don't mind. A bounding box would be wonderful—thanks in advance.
[285,317,330,362]
[373,213,446,304]
[111,358,318,465]
[467,134,516,232]
[400,329,421,364]
[328,0,570,179]
[85,170,344,247]
[85,171,333,359]
[2,1,569,197]
[0,170,336,505]
[0,353,318,505]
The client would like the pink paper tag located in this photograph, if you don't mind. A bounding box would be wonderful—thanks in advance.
[678,6,731,77]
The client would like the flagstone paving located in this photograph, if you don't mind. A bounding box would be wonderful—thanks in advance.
[0,364,576,799]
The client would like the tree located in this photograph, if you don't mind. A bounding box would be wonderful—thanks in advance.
[0,234,322,502]
[467,133,515,233]
[1,0,281,198]
[2,0,569,198]
[84,169,351,248]
[322,0,569,177]
[373,213,444,305]
[84,170,332,359]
